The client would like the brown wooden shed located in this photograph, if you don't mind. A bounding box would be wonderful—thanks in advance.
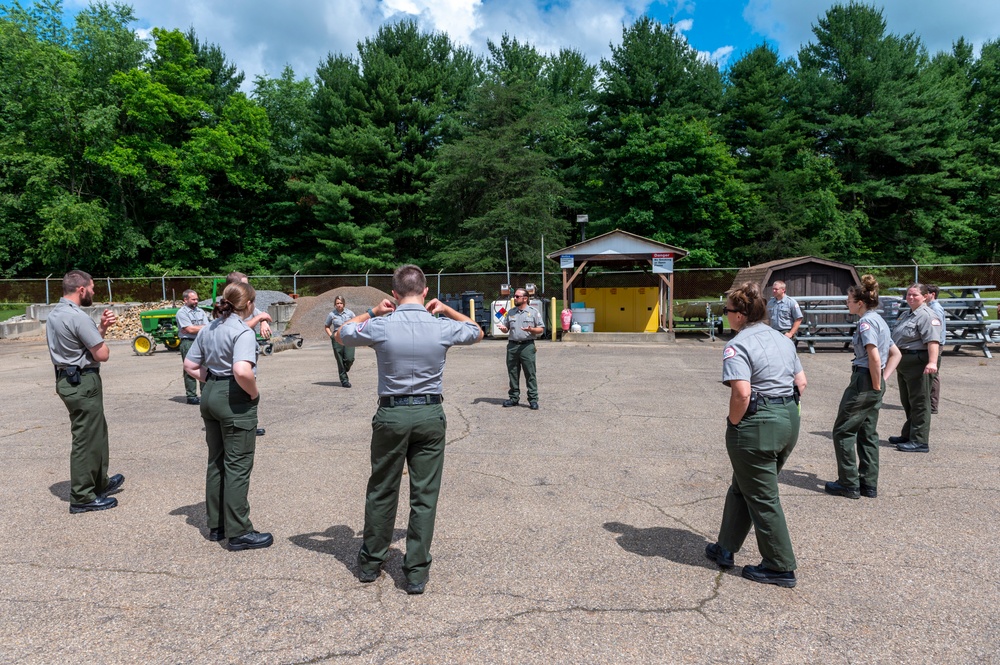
[730,256,861,297]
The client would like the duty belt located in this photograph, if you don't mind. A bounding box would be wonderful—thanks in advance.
[55,367,99,380]
[901,349,926,355]
[378,394,443,407]
[508,339,534,344]
[758,394,795,405]
[206,372,234,380]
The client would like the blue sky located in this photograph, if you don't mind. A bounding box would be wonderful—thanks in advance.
[6,0,1000,88]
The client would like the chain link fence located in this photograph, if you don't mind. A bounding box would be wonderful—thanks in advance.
[3,265,998,309]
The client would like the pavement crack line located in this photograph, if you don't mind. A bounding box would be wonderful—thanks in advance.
[580,482,711,539]
[0,425,45,439]
[4,560,199,580]
[446,402,472,446]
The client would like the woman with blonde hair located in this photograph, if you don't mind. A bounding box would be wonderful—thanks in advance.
[184,281,272,551]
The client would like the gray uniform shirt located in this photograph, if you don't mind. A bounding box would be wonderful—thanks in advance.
[927,299,947,344]
[176,304,209,339]
[766,296,803,332]
[339,303,481,396]
[46,297,104,370]
[891,304,941,350]
[325,309,356,333]
[243,307,265,335]
[186,315,258,377]
[502,306,543,342]
[853,310,893,369]
[722,322,802,396]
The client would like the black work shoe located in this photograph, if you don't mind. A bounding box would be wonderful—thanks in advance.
[187,396,200,405]
[358,569,379,583]
[705,542,734,568]
[256,428,266,437]
[859,484,878,498]
[741,564,797,588]
[208,528,226,541]
[896,441,929,453]
[227,531,273,551]
[405,579,427,595]
[502,399,519,408]
[888,435,909,445]
[529,401,539,410]
[100,473,125,497]
[824,481,860,499]
[69,496,118,514]
[342,381,351,388]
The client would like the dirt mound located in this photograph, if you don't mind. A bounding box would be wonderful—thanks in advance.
[285,286,393,340]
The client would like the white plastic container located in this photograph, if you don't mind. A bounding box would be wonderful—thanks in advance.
[574,308,596,333]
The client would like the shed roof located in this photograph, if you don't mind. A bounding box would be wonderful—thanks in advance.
[547,229,689,264]
[731,256,861,292]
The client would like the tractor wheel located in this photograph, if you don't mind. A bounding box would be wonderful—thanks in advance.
[261,343,274,356]
[295,337,304,349]
[163,337,181,350]
[132,334,155,356]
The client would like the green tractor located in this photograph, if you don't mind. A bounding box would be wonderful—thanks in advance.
[132,308,185,355]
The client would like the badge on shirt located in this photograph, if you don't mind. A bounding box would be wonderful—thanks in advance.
[723,346,736,360]
[356,320,368,332]
[858,321,871,332]
[930,319,941,326]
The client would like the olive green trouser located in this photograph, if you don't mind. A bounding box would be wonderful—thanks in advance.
[57,372,111,504]
[897,352,932,444]
[930,354,942,412]
[331,337,355,384]
[179,338,203,398]
[506,341,537,403]
[832,368,885,489]
[718,400,800,572]
[358,403,446,584]
[201,376,258,539]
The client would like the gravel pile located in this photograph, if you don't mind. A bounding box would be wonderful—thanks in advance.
[105,300,181,340]
[285,286,393,339]
[198,290,295,312]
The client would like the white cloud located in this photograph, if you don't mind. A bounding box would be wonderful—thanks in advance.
[699,44,734,67]
[674,18,694,32]
[744,0,1000,58]
[57,0,669,91]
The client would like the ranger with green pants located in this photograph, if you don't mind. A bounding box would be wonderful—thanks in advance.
[324,295,356,387]
[176,289,209,404]
[47,270,125,513]
[338,264,483,595]
[184,281,272,551]
[888,283,941,454]
[825,275,901,500]
[705,282,807,588]
[498,289,544,410]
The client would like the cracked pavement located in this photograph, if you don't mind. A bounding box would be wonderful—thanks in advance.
[0,334,997,664]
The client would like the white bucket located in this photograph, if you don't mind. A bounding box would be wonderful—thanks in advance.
[574,308,595,333]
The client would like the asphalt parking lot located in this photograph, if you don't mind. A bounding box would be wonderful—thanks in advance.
[1,334,997,664]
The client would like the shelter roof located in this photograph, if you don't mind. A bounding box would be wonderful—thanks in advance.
[547,229,689,263]
[731,256,861,290]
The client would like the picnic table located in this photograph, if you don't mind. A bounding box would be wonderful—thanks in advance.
[888,285,994,358]
[792,296,856,354]
[673,301,724,340]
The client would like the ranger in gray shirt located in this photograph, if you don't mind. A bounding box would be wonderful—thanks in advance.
[176,289,209,404]
[324,296,356,387]
[338,264,483,594]
[766,281,803,338]
[498,289,544,409]
[925,285,947,414]
[46,270,125,513]
[888,284,940,453]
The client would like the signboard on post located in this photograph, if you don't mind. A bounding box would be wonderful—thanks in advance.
[652,253,674,274]
[560,255,574,269]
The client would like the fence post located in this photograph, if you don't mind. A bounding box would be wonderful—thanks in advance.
[437,269,442,297]
[293,270,299,295]
[366,270,369,287]
[162,272,168,301]
[107,277,113,303]
[45,273,53,305]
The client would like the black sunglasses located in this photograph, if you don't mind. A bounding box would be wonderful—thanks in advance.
[721,307,743,315]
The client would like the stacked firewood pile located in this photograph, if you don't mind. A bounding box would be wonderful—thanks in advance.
[105,301,181,340]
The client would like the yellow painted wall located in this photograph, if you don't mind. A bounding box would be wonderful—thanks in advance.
[574,287,659,332]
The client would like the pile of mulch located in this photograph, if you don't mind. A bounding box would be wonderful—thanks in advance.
[284,286,393,339]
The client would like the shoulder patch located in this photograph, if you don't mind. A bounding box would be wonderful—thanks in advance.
[930,319,941,326]
[356,320,368,332]
[723,346,737,360]
[858,321,871,332]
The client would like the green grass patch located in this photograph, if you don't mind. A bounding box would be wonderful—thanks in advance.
[0,304,27,322]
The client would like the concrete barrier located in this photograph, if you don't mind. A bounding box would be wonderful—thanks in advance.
[0,319,43,339]
[26,302,134,324]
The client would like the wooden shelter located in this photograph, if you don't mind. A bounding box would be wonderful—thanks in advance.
[730,256,861,297]
[547,229,688,332]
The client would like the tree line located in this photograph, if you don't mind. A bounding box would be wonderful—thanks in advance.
[2,0,999,278]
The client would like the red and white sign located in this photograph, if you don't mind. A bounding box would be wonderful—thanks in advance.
[652,253,674,274]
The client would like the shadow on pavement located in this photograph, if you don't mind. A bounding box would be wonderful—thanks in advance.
[312,382,346,388]
[603,521,719,570]
[471,397,508,406]
[169,502,213,540]
[49,481,70,502]
[778,469,825,493]
[289,525,407,584]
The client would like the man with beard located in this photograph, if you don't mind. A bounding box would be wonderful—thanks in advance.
[46,270,125,513]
